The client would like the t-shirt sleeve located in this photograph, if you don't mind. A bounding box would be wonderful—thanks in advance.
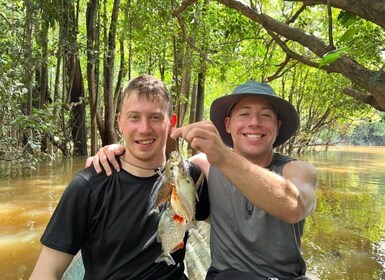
[41,172,93,255]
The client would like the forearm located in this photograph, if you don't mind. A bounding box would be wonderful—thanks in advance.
[29,246,74,280]
[215,150,312,223]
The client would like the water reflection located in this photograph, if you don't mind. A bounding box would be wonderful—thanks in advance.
[0,157,84,279]
[0,148,384,279]
[301,146,385,279]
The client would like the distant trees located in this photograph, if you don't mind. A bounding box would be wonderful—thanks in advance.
[351,116,385,146]
[0,0,384,172]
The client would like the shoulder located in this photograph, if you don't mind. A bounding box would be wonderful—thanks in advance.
[69,166,99,187]
[278,151,316,175]
[269,153,296,175]
[272,153,317,183]
[283,158,318,191]
[273,153,296,164]
[64,166,112,195]
[284,159,317,178]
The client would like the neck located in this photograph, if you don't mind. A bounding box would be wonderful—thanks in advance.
[263,150,274,168]
[120,156,165,177]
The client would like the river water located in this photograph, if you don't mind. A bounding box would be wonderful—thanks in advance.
[0,146,384,279]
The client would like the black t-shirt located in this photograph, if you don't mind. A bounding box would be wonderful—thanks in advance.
[41,159,208,280]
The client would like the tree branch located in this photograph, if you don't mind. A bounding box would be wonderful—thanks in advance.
[266,55,299,82]
[215,0,385,111]
[172,0,214,65]
[326,0,335,49]
[343,88,384,111]
[285,0,385,28]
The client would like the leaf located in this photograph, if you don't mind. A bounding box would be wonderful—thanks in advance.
[338,28,356,43]
[319,47,352,68]
[337,11,357,27]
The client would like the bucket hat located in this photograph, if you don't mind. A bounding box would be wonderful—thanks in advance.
[210,80,299,148]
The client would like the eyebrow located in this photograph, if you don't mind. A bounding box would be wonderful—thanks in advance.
[124,111,165,117]
[237,104,275,111]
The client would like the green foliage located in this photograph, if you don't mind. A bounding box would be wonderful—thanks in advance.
[337,10,357,27]
[350,113,385,145]
[0,80,59,173]
[1,0,385,176]
[319,47,353,67]
[121,0,176,75]
[335,10,385,67]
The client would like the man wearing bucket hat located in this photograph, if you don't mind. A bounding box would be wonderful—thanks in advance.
[210,80,299,148]
[87,80,318,280]
[171,80,318,280]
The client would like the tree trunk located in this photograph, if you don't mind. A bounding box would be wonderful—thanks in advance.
[20,0,36,153]
[179,63,192,126]
[102,0,120,145]
[189,82,198,125]
[36,19,50,152]
[196,71,205,122]
[86,0,100,155]
[70,58,88,156]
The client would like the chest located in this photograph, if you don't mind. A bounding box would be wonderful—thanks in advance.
[88,173,161,244]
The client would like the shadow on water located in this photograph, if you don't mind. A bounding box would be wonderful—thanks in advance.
[0,148,384,279]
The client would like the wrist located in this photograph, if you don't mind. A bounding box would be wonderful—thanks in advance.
[213,146,234,168]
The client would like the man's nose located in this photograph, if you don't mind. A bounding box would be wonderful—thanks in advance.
[249,115,262,126]
[138,118,152,132]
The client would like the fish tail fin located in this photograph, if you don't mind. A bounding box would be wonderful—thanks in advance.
[155,253,176,266]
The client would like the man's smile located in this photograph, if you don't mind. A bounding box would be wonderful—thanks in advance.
[244,133,263,139]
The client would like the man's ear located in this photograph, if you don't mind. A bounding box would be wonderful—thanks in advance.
[167,114,178,154]
[170,114,177,128]
[117,112,122,133]
[277,119,282,135]
[225,116,231,133]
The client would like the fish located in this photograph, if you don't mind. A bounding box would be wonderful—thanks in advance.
[151,179,174,210]
[168,151,198,224]
[155,204,188,266]
[147,160,175,213]
[154,149,204,265]
[149,150,199,225]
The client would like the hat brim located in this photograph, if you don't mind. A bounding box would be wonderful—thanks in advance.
[210,93,299,148]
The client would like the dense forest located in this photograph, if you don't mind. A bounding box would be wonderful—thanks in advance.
[0,0,384,172]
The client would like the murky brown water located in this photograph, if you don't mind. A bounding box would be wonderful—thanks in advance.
[300,146,385,280]
[0,147,384,280]
[0,157,84,279]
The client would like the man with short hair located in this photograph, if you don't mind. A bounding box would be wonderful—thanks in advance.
[29,75,206,280]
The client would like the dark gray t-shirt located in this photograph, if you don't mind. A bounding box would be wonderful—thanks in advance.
[208,153,307,278]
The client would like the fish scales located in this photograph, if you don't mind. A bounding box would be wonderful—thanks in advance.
[150,151,197,223]
[168,151,197,223]
[154,150,200,265]
[155,204,187,266]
